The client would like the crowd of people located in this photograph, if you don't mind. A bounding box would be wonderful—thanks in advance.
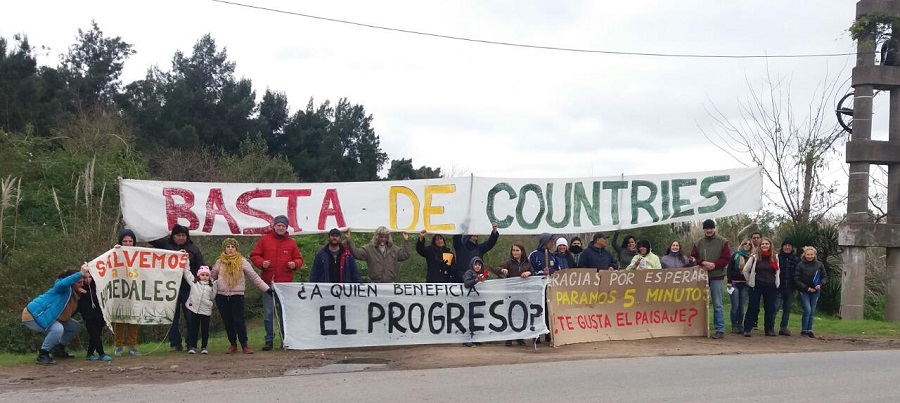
[20,216,829,364]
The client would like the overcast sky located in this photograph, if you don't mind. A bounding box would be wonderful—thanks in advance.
[2,1,867,191]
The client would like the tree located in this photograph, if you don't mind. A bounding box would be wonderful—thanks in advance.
[702,72,848,226]
[387,158,442,180]
[60,21,135,110]
[0,35,63,136]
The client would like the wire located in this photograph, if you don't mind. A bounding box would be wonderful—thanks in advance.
[211,0,858,59]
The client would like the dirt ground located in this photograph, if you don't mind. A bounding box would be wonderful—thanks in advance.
[2,334,899,390]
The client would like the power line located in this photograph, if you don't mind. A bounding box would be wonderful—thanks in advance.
[211,0,857,59]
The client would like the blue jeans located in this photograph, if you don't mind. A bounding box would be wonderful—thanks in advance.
[779,289,795,329]
[729,283,749,329]
[24,319,80,351]
[745,284,778,333]
[709,279,725,333]
[799,291,821,332]
[262,291,283,344]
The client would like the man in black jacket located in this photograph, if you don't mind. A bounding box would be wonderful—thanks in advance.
[451,222,499,283]
[150,224,205,351]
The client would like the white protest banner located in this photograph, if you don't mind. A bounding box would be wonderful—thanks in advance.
[85,246,187,325]
[274,278,547,349]
[121,167,762,241]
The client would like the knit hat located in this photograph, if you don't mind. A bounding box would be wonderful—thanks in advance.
[781,238,793,247]
[702,219,716,229]
[273,215,289,226]
[197,266,211,276]
[556,237,568,248]
[328,228,342,237]
[222,238,239,248]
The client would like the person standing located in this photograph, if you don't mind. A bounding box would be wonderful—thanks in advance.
[527,233,557,276]
[77,272,111,361]
[777,239,800,336]
[183,266,217,355]
[212,238,272,354]
[568,237,584,266]
[494,243,533,279]
[346,226,410,283]
[625,240,661,270]
[660,240,694,269]
[690,219,732,339]
[150,224,205,352]
[612,233,638,270]
[451,223,500,283]
[741,238,780,337]
[311,228,363,283]
[794,246,828,338]
[250,215,303,351]
[728,239,752,334]
[112,229,141,356]
[577,232,617,271]
[416,230,454,283]
[554,238,577,270]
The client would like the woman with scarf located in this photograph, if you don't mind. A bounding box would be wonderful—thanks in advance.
[212,238,273,354]
[741,238,780,337]
[727,239,752,334]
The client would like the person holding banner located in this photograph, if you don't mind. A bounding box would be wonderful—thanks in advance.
[311,229,364,283]
[577,232,617,271]
[625,240,661,270]
[451,223,499,283]
[346,226,410,283]
[149,224,206,352]
[660,240,694,269]
[494,243,532,279]
[212,238,273,354]
[462,257,489,347]
[183,265,217,354]
[794,246,827,338]
[416,230,454,283]
[112,229,141,356]
[77,272,111,362]
[21,265,90,365]
[741,238,780,337]
[528,233,558,276]
[250,215,303,351]
[690,219,731,339]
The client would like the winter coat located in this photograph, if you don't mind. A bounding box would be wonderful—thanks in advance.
[660,253,692,269]
[250,231,303,283]
[626,253,661,270]
[77,279,104,320]
[727,250,750,284]
[211,257,270,296]
[494,257,532,279]
[742,254,780,289]
[794,259,828,291]
[183,269,217,316]
[452,232,499,283]
[25,271,84,330]
[556,251,577,269]
[778,251,801,291]
[416,236,454,283]
[310,244,363,283]
[690,235,731,280]
[463,257,488,288]
[577,244,618,271]
[150,232,206,293]
[347,235,411,283]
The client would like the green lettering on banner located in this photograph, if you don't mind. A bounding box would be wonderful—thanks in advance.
[699,175,729,214]
[546,183,572,229]
[516,184,544,230]
[602,181,628,225]
[486,183,516,228]
[630,180,659,224]
[671,179,696,218]
[660,180,671,220]
[573,182,601,226]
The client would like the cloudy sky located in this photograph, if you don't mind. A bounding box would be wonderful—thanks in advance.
[2,0,865,187]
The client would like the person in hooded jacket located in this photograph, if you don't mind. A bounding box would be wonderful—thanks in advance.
[462,256,490,347]
[577,232,618,271]
[310,229,363,283]
[150,224,206,352]
[416,230,454,283]
[625,240,661,269]
[528,233,557,276]
[777,239,800,336]
[451,222,500,283]
[794,246,828,338]
[493,243,533,278]
[77,271,111,361]
[555,238,577,270]
[22,265,90,364]
[569,237,585,266]
[112,229,141,356]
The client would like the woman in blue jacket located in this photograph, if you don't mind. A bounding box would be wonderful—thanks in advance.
[22,264,90,364]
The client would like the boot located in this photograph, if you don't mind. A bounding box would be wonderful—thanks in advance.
[52,344,75,359]
[37,349,56,365]
[779,327,791,336]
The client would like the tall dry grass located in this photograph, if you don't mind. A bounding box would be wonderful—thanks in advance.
[0,176,22,258]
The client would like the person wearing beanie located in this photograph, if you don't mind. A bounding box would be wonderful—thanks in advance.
[111,229,141,356]
[451,222,500,283]
[150,224,206,352]
[416,230,455,283]
[250,215,303,351]
[310,229,363,284]
[212,238,272,354]
[554,237,577,271]
[182,265,216,355]
[777,239,800,336]
[626,240,661,269]
[577,232,617,271]
[690,219,732,339]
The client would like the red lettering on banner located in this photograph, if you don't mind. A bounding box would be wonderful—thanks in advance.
[318,188,347,230]
[236,189,274,234]
[276,189,312,232]
[163,187,200,230]
[616,312,633,327]
[202,188,240,234]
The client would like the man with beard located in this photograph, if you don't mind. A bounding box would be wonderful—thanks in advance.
[310,229,363,283]
[346,226,411,283]
[250,215,304,351]
[690,219,732,339]
[150,224,205,352]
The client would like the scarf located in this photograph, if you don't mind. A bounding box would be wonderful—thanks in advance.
[760,250,779,270]
[218,252,244,289]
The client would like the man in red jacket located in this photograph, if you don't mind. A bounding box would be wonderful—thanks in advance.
[250,215,303,350]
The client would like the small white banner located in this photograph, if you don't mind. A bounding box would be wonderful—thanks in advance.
[85,246,187,325]
[274,278,548,349]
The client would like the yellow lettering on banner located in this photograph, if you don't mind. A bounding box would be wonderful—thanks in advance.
[623,289,635,308]
[389,186,420,230]
[424,185,455,232]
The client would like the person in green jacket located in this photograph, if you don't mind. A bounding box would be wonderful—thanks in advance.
[626,240,661,269]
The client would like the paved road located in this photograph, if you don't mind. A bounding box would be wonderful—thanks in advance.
[3,350,899,402]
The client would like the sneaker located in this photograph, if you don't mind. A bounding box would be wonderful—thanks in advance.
[201,348,208,355]
[744,332,751,337]
[243,346,254,354]
[261,342,273,351]
[226,346,238,354]
[170,346,183,352]
[765,330,777,337]
[52,344,75,359]
[504,340,513,346]
[36,350,56,365]
[544,334,551,343]
[463,342,475,347]
[188,348,196,354]
[128,347,141,356]
[800,330,809,337]
[100,354,112,362]
[807,332,816,338]
[712,331,725,339]
[86,354,99,361]
[114,346,124,357]
[779,328,791,336]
